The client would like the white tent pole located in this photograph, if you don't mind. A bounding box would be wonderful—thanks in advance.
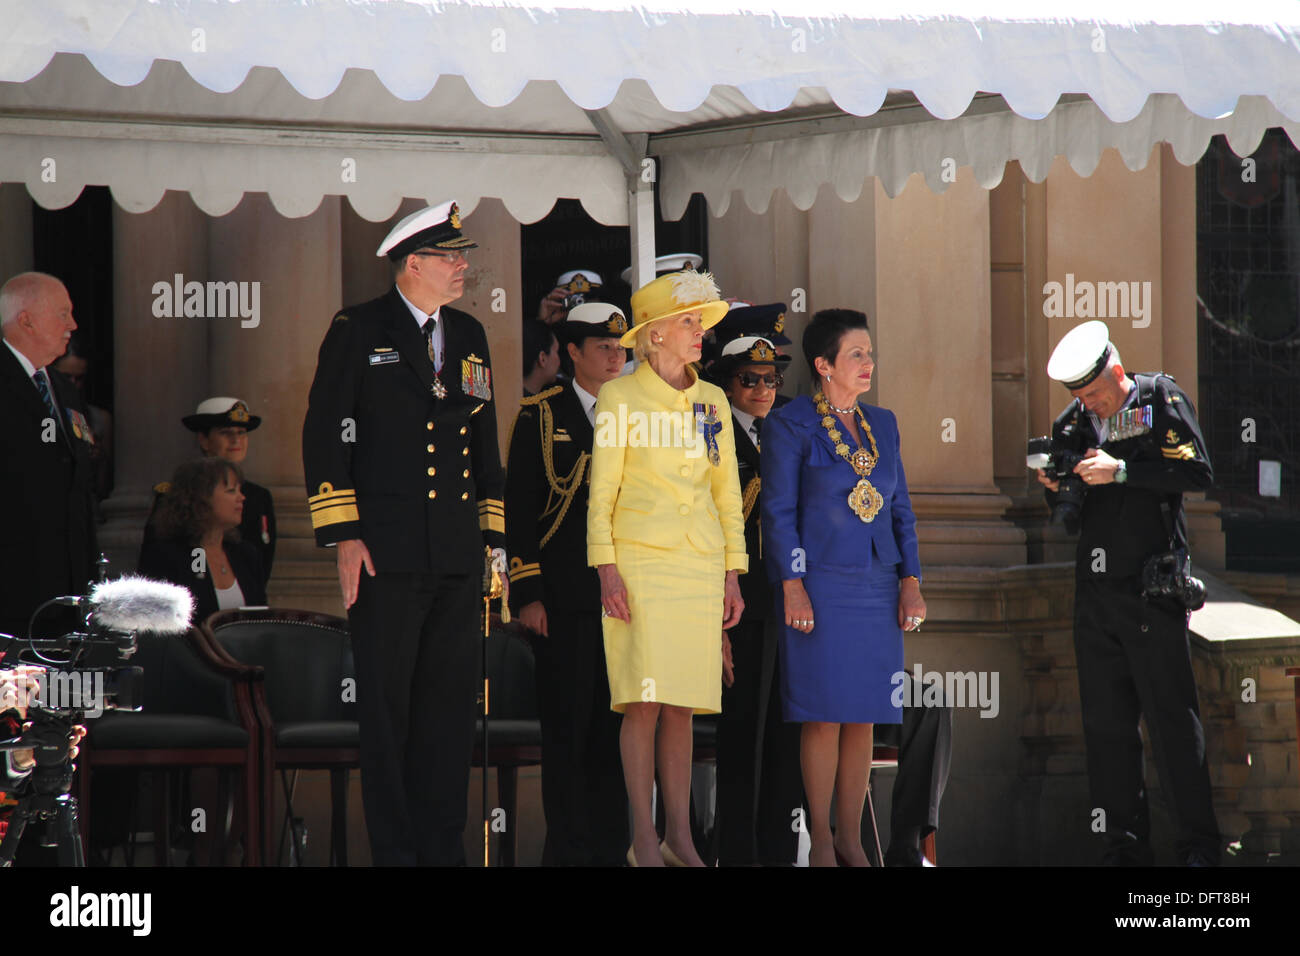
[627,170,655,292]
[585,110,656,289]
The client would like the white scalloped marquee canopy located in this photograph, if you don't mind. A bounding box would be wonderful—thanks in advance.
[1,0,1298,223]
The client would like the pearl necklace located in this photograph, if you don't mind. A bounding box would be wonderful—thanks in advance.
[825,396,857,415]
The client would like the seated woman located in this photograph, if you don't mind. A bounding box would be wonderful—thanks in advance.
[137,458,267,624]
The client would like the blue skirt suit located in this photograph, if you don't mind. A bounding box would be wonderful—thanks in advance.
[760,396,921,724]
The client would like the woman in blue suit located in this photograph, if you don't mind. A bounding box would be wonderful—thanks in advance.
[761,308,927,867]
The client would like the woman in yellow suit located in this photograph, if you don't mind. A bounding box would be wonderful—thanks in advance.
[588,270,748,867]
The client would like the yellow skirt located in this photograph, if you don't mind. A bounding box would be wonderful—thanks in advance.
[603,540,725,714]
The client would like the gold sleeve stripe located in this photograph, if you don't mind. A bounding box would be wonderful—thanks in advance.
[310,494,357,511]
[478,499,505,513]
[509,562,542,582]
[480,513,506,534]
[309,487,357,505]
[310,503,360,529]
[1161,444,1196,460]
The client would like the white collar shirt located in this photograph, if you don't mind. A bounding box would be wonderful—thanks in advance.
[731,407,761,449]
[396,286,444,373]
[571,378,598,427]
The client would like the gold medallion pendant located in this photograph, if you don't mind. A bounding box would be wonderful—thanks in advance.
[814,391,885,522]
[848,477,884,523]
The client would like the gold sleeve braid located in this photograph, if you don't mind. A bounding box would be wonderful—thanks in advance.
[537,397,591,550]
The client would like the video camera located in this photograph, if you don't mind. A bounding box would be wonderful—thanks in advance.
[0,564,193,865]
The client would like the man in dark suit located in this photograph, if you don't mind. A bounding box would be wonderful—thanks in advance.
[302,201,506,866]
[0,272,97,641]
[505,303,630,865]
[707,332,804,865]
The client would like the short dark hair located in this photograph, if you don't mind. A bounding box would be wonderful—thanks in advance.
[153,458,244,544]
[802,309,870,379]
[522,318,556,376]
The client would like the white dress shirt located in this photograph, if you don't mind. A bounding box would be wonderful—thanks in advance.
[571,378,598,427]
[396,286,444,372]
[731,407,761,450]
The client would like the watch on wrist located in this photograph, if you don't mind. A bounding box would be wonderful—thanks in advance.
[1114,459,1128,484]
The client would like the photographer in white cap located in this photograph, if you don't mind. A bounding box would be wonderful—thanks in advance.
[1037,320,1220,866]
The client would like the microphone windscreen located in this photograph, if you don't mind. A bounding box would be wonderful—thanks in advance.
[90,576,195,634]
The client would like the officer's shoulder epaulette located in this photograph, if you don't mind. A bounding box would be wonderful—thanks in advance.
[1149,372,1185,404]
[152,481,171,496]
[520,385,564,407]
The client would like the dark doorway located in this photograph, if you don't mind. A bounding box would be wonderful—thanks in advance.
[32,185,115,415]
[520,187,710,321]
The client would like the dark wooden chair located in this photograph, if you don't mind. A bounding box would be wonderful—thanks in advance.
[200,608,358,867]
[76,628,263,866]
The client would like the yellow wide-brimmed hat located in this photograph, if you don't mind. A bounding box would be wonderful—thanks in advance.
[622,270,730,348]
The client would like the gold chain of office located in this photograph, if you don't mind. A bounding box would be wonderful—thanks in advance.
[813,391,884,523]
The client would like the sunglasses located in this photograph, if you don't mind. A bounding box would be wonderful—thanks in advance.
[736,370,782,389]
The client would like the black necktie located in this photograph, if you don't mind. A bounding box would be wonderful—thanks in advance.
[423,317,438,371]
[752,416,763,450]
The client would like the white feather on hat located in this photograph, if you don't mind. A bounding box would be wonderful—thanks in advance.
[667,270,721,308]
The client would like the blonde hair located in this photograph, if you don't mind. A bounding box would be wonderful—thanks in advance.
[632,322,664,364]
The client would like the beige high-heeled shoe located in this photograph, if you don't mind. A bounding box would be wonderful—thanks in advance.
[659,841,689,867]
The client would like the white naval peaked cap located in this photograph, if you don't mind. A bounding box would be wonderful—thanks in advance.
[619,252,703,285]
[721,335,775,358]
[375,200,476,259]
[193,396,244,416]
[1047,320,1114,389]
[566,302,625,326]
[556,269,603,289]
[562,302,629,339]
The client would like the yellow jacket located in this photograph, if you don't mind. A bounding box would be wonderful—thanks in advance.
[587,362,748,571]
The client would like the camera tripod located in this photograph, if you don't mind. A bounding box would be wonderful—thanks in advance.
[0,708,86,867]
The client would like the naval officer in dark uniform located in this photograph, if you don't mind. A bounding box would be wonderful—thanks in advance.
[302,200,506,866]
[505,302,630,865]
[1037,320,1220,866]
[143,398,277,587]
[706,331,804,866]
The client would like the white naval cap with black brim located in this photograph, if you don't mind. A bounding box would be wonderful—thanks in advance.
[1047,320,1114,390]
[376,200,477,261]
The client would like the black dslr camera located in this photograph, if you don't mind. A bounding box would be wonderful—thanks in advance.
[1027,434,1088,530]
[1141,549,1206,611]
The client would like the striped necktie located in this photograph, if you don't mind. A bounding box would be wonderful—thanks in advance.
[33,370,58,420]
